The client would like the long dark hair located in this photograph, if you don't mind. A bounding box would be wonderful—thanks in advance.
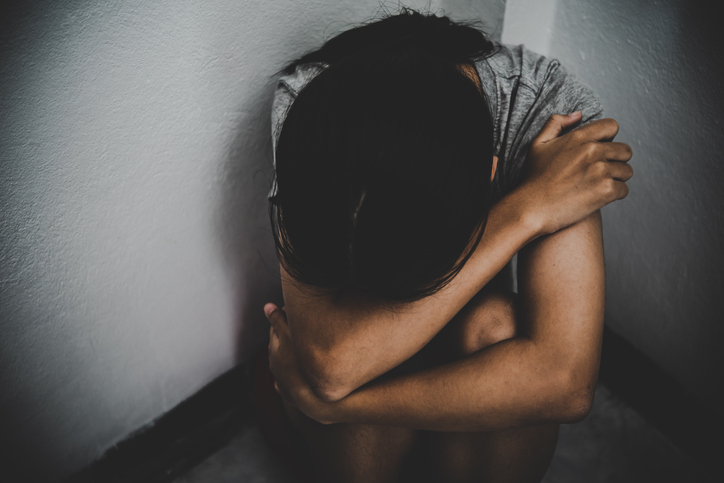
[270,7,498,302]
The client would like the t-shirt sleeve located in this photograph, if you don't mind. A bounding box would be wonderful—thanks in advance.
[269,63,328,198]
[496,54,605,197]
[529,59,605,135]
[271,81,297,170]
[270,62,329,168]
[268,82,296,199]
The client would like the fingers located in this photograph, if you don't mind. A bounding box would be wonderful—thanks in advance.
[264,302,287,329]
[595,170,630,203]
[573,118,620,142]
[269,325,279,350]
[606,160,634,182]
[264,302,278,320]
[602,142,632,162]
[595,141,633,181]
[613,180,630,200]
[534,112,583,144]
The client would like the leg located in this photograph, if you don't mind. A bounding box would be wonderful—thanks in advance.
[283,400,423,483]
[423,289,559,483]
[280,288,557,483]
[280,356,425,483]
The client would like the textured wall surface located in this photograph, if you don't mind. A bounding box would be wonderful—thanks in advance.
[501,0,558,56]
[0,1,505,481]
[504,0,723,413]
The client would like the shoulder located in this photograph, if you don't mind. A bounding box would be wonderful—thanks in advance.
[480,42,602,115]
[276,61,329,98]
[477,43,604,198]
[272,61,329,127]
[271,61,329,170]
[482,42,554,85]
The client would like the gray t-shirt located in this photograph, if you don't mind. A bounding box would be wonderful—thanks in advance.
[269,42,604,201]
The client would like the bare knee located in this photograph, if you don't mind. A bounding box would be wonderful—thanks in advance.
[453,290,518,357]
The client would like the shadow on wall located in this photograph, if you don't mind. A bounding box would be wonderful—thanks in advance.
[215,75,284,364]
[545,0,724,411]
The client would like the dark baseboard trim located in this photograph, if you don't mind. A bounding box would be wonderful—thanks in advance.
[67,331,721,482]
[599,325,722,477]
[65,362,255,483]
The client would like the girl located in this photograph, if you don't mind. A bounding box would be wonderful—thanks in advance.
[262,8,632,483]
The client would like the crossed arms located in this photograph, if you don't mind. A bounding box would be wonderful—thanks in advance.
[266,113,632,431]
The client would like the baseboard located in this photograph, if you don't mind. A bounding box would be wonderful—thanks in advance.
[65,362,254,483]
[598,325,722,477]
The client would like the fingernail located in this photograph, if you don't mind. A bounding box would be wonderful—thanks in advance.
[570,111,581,117]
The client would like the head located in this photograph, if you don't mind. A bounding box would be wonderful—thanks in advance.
[270,8,498,302]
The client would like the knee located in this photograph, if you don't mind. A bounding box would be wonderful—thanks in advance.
[454,291,518,357]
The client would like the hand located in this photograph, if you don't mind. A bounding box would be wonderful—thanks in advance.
[512,112,633,235]
[265,303,336,424]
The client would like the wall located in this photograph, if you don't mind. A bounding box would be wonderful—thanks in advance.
[0,1,505,481]
[503,0,723,414]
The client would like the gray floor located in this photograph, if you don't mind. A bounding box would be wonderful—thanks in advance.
[173,384,714,483]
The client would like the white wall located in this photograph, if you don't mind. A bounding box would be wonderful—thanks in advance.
[0,1,505,481]
[502,0,558,56]
[504,0,723,413]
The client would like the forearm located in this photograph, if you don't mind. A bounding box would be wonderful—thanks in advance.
[284,194,543,400]
[305,212,605,429]
[317,337,580,431]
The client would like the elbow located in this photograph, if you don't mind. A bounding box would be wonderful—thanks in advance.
[310,381,352,403]
[305,368,353,402]
[559,387,595,423]
[298,345,355,403]
[549,369,596,423]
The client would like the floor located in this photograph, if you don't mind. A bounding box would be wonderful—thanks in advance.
[173,384,714,483]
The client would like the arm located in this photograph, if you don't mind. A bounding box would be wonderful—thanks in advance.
[280,190,539,402]
[280,115,631,402]
[271,210,604,431]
